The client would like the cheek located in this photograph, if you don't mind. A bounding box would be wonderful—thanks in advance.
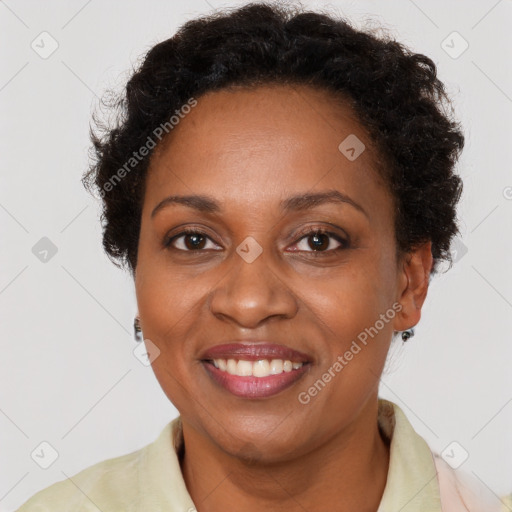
[135,257,218,374]
[136,268,202,411]
[302,262,393,379]
[304,263,385,329]
[135,258,197,329]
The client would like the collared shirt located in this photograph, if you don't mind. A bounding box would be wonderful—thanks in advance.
[17,398,511,511]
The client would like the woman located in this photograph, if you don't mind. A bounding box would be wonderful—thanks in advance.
[17,2,511,511]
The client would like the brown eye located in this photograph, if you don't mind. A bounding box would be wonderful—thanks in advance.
[183,233,207,250]
[164,229,221,251]
[306,232,330,251]
[291,228,349,253]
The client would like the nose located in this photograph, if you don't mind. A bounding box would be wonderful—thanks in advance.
[208,246,298,329]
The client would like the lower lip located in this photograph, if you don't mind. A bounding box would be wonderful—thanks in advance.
[202,361,311,399]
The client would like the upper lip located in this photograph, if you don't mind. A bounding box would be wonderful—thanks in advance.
[200,342,313,363]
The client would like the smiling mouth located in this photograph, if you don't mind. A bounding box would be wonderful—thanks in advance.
[203,358,309,377]
[201,358,312,399]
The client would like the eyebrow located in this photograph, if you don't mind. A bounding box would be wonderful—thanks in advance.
[151,190,368,219]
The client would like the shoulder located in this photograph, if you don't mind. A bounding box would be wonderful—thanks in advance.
[16,441,151,511]
[378,399,511,512]
[502,493,512,511]
[433,453,511,512]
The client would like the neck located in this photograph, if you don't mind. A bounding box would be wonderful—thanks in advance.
[180,397,390,512]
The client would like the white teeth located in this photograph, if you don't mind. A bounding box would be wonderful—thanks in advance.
[269,359,283,374]
[237,360,253,376]
[211,358,305,377]
[253,359,270,377]
[226,359,238,375]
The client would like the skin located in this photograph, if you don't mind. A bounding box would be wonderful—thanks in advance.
[134,84,433,512]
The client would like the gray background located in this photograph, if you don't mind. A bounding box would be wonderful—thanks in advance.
[1,0,511,510]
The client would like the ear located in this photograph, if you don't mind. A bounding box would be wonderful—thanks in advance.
[393,241,433,332]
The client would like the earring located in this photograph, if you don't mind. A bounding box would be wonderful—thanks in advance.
[134,316,143,342]
[401,327,415,342]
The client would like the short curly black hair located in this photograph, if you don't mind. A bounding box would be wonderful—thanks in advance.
[82,1,464,277]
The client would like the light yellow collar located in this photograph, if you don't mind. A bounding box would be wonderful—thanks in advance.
[144,398,442,511]
[376,398,441,511]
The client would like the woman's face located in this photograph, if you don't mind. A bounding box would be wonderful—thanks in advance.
[135,84,428,462]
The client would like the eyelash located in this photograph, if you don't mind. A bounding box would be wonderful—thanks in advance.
[164,226,350,255]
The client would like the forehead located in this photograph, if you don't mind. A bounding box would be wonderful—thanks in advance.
[144,84,390,217]
[151,83,370,163]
